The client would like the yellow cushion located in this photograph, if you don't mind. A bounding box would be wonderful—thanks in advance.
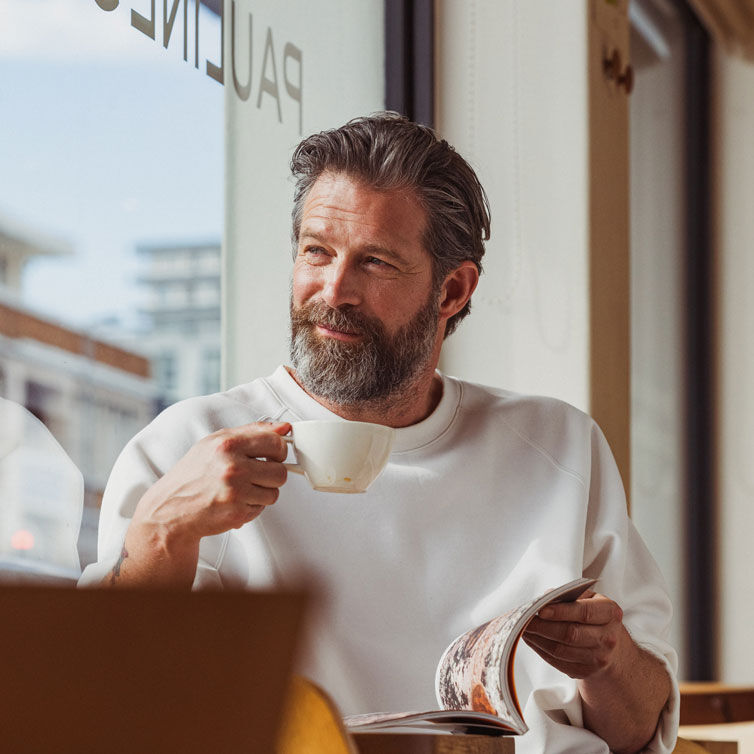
[276,676,357,754]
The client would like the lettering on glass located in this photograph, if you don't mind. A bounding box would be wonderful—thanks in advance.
[164,0,189,61]
[93,0,304,133]
[231,1,251,101]
[283,43,302,135]
[257,27,281,122]
[131,0,156,40]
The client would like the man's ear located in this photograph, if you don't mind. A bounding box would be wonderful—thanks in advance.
[438,261,479,321]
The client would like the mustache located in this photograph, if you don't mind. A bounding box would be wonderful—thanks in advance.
[294,301,385,339]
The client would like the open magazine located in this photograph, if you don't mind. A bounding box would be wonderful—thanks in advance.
[345,577,597,737]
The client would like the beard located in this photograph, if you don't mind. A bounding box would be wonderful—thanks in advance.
[289,294,440,407]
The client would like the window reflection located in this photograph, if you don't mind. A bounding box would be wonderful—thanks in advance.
[0,398,83,583]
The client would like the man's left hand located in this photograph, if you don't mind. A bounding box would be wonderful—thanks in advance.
[523,591,627,679]
[523,591,672,754]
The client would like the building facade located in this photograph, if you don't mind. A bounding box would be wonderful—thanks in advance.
[0,220,157,573]
[129,241,222,408]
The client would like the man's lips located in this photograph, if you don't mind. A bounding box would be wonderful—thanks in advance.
[315,323,363,341]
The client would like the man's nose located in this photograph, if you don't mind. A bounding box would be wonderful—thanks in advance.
[321,260,362,308]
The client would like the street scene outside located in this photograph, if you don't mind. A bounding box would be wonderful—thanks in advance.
[0,0,223,579]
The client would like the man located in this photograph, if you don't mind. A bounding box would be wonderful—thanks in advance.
[80,113,678,753]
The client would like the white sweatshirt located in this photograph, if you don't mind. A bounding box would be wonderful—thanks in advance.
[80,366,679,753]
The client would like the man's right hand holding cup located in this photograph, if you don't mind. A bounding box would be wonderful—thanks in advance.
[107,422,291,588]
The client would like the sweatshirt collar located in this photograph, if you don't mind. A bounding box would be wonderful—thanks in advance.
[265,365,461,454]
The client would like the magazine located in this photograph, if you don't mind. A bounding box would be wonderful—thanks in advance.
[345,577,597,737]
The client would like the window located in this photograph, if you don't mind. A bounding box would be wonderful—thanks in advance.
[0,0,222,578]
[155,352,178,393]
[201,348,221,395]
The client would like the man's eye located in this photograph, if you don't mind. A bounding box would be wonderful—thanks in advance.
[303,246,329,262]
[365,256,389,267]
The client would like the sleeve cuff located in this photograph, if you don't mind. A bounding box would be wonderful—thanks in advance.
[633,638,681,754]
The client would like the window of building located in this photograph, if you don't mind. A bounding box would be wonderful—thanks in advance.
[155,352,178,393]
[201,347,221,395]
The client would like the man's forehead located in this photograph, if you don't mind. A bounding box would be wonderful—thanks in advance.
[308,171,422,207]
[300,171,427,239]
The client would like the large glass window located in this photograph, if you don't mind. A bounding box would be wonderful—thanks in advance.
[0,0,223,579]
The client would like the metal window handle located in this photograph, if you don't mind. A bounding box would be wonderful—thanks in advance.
[603,48,634,95]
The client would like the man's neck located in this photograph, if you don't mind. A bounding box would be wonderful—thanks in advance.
[286,366,444,428]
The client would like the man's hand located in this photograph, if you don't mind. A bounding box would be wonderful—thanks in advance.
[523,591,623,679]
[524,592,671,754]
[108,422,291,589]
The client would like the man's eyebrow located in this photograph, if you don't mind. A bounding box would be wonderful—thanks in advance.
[299,231,411,266]
[299,230,328,245]
[361,243,410,266]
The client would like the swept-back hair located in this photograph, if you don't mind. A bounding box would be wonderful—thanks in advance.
[289,112,491,336]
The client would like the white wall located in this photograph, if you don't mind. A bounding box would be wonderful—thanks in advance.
[714,48,754,683]
[223,0,385,387]
[435,0,590,413]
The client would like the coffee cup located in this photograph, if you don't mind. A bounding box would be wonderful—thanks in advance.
[283,420,394,493]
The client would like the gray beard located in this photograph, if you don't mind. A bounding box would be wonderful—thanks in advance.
[289,295,439,407]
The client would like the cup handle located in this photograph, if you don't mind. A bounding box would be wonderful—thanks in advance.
[282,435,305,476]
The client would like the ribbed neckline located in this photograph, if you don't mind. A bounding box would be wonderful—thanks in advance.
[264,365,462,454]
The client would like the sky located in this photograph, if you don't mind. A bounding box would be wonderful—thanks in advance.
[0,0,224,328]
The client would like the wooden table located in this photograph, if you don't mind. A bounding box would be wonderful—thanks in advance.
[679,722,754,754]
[353,732,514,753]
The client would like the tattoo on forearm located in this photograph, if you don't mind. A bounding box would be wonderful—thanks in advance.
[109,546,129,584]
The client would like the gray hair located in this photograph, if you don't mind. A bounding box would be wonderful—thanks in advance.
[289,111,491,336]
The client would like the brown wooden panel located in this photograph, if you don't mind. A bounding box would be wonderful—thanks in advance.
[680,684,754,725]
[588,0,632,500]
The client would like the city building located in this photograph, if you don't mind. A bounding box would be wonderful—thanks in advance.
[0,210,72,294]
[0,216,158,573]
[129,240,222,408]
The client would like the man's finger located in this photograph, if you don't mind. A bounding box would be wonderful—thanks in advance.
[523,633,597,666]
[538,594,622,625]
[525,616,604,648]
[212,423,291,462]
[231,458,288,490]
[523,636,592,679]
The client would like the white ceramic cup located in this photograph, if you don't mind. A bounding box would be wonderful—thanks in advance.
[283,420,395,493]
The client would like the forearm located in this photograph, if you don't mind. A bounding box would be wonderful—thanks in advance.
[579,629,671,754]
[103,521,200,590]
[98,422,289,589]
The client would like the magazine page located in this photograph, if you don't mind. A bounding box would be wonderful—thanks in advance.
[343,577,596,738]
[435,577,597,734]
[344,709,518,736]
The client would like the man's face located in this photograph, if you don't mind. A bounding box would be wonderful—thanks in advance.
[290,171,442,405]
